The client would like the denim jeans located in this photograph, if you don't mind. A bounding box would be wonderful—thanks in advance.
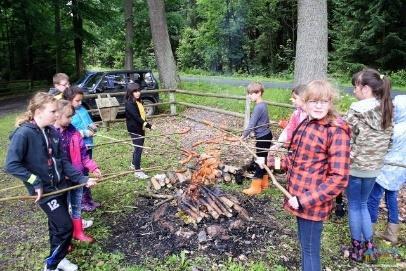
[367,182,399,224]
[297,217,323,271]
[346,175,375,241]
[131,135,144,170]
[69,187,83,219]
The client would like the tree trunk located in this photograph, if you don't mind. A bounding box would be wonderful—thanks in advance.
[54,0,62,73]
[123,0,134,70]
[72,0,84,78]
[147,0,179,89]
[293,0,327,86]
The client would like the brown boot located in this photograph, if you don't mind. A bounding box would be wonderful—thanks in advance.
[376,223,400,245]
[261,174,269,190]
[243,179,262,196]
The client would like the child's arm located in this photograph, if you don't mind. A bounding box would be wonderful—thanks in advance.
[5,132,43,191]
[296,127,351,208]
[71,108,95,138]
[77,134,99,173]
[242,104,263,138]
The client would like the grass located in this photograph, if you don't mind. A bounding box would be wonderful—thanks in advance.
[0,82,405,270]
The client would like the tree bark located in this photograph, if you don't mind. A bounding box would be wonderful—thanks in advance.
[123,0,134,70]
[72,0,84,78]
[293,0,327,86]
[54,0,62,73]
[147,0,179,89]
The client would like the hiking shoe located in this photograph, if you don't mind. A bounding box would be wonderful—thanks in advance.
[134,171,149,179]
[57,258,78,271]
[82,218,93,229]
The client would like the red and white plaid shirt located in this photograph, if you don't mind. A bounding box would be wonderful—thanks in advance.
[281,117,351,221]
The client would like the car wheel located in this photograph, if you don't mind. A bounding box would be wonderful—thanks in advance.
[142,99,156,116]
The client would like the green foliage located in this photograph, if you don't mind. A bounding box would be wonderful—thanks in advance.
[330,0,406,76]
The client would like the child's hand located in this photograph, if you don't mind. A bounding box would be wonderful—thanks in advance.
[145,122,152,130]
[92,168,102,178]
[240,135,247,141]
[87,129,95,137]
[34,187,43,203]
[267,154,275,168]
[288,196,300,210]
[86,178,98,188]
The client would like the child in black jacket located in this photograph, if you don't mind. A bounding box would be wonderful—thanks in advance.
[125,83,152,179]
[5,92,96,271]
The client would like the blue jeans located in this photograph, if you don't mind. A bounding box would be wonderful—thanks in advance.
[297,217,323,271]
[69,187,83,219]
[346,175,375,241]
[367,183,399,224]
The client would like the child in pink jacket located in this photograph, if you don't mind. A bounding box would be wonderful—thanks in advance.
[54,100,101,243]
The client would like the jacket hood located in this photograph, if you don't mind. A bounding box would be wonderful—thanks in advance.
[350,98,385,131]
[393,95,406,124]
[9,122,38,140]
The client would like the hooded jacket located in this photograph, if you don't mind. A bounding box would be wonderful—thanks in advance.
[344,98,393,177]
[281,117,351,221]
[376,95,406,191]
[5,122,88,203]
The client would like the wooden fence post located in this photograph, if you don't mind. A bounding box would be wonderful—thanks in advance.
[170,89,176,115]
[244,94,250,128]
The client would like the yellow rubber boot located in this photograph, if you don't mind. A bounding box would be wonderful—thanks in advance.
[243,179,262,195]
[261,174,270,190]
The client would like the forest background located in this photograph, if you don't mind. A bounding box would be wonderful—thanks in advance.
[0,0,405,86]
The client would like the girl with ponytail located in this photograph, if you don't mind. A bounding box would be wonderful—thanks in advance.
[344,68,393,263]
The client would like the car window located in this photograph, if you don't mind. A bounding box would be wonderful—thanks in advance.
[83,74,103,89]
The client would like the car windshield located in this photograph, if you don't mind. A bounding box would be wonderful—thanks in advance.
[83,74,103,89]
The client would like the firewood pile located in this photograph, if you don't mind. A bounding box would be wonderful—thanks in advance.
[148,147,250,224]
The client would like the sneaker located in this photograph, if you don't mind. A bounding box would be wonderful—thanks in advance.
[129,164,135,170]
[57,257,78,271]
[82,219,93,229]
[134,171,150,179]
[43,264,57,271]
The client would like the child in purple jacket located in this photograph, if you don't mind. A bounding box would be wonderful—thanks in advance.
[54,99,101,243]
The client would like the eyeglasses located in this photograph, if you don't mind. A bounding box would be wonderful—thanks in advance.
[307,100,330,106]
[57,82,70,87]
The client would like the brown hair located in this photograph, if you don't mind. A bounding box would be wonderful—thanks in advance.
[63,86,84,101]
[53,73,69,85]
[303,80,339,122]
[57,99,75,116]
[125,83,141,102]
[292,84,307,96]
[15,92,56,127]
[352,68,393,129]
[246,82,264,95]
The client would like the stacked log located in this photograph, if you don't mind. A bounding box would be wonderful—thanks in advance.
[178,185,250,223]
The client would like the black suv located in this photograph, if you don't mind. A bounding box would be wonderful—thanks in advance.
[75,70,159,116]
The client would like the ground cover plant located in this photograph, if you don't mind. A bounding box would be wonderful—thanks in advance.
[0,84,405,270]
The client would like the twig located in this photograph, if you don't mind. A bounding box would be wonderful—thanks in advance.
[95,134,152,149]
[0,184,24,192]
[155,196,176,207]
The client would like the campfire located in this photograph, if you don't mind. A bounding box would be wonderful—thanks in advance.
[149,146,250,224]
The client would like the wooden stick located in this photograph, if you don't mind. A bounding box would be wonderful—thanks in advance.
[201,119,293,199]
[128,126,191,140]
[0,184,24,192]
[95,134,152,149]
[0,166,167,202]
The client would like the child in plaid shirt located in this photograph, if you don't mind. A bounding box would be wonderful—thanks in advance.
[267,80,351,271]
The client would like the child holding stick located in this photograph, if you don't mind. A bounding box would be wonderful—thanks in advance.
[54,99,102,243]
[267,80,350,271]
[241,82,273,195]
[5,92,96,271]
[125,83,152,179]
[63,86,101,211]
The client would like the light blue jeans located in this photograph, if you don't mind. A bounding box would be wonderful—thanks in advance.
[346,175,375,241]
[69,187,83,219]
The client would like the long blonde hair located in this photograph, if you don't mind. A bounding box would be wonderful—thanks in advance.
[302,80,339,122]
[15,92,56,127]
